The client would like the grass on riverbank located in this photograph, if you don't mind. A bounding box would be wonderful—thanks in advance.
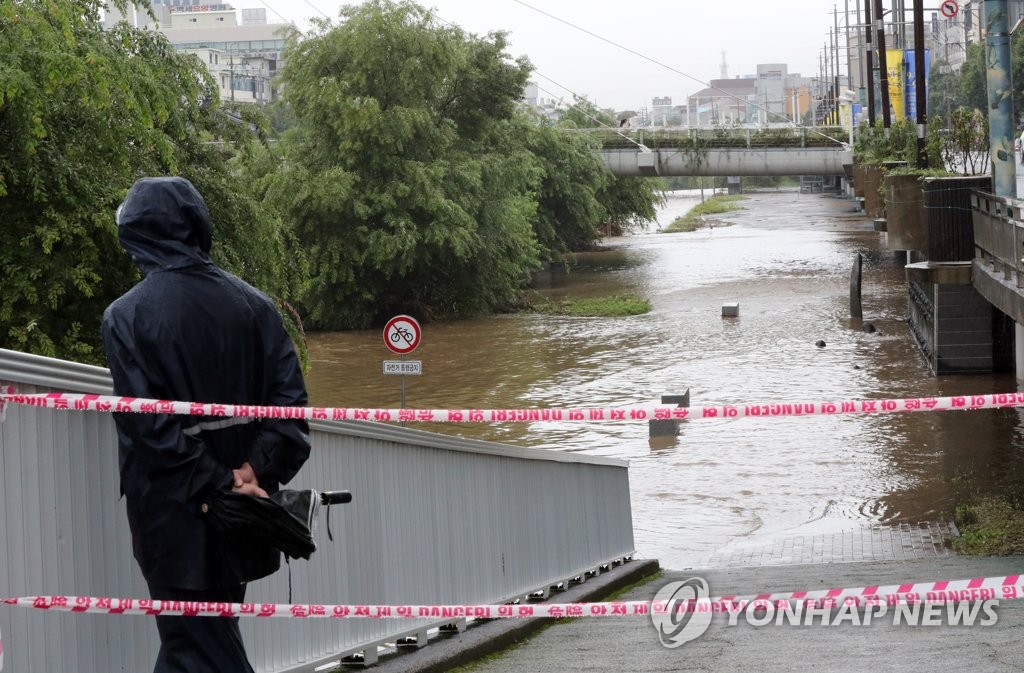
[661,194,746,233]
[530,293,651,317]
[953,497,1024,555]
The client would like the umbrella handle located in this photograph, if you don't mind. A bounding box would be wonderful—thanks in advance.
[320,490,352,506]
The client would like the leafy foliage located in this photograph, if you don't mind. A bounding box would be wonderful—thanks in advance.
[3,0,666,349]
[554,97,662,240]
[272,1,661,328]
[271,0,542,329]
[521,116,608,254]
[936,108,991,175]
[927,60,959,120]
[957,43,989,115]
[0,1,293,362]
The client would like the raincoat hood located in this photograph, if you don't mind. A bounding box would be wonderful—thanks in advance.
[116,177,213,274]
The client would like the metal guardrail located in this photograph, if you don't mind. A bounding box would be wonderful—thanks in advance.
[599,147,851,177]
[573,126,848,150]
[0,348,635,672]
[972,191,1024,289]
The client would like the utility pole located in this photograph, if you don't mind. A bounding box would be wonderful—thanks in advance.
[864,0,876,125]
[893,0,904,47]
[819,48,825,123]
[823,38,831,122]
[846,0,854,99]
[834,6,842,122]
[913,0,927,166]
[873,0,892,128]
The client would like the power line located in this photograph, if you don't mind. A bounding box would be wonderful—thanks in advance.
[429,11,645,148]
[532,77,647,150]
[510,0,845,146]
[300,0,330,19]
[252,0,293,25]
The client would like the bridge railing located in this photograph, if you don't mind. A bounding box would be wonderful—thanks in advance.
[572,126,847,150]
[972,191,1024,288]
[0,348,635,672]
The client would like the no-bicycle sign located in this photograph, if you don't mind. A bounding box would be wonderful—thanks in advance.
[383,315,421,355]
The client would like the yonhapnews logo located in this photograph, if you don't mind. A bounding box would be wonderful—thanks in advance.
[650,577,1000,647]
[649,577,713,648]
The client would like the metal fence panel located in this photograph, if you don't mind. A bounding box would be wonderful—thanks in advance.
[0,349,634,672]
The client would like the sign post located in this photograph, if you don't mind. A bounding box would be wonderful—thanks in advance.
[383,315,422,410]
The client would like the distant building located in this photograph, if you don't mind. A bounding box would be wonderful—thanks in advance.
[521,82,564,121]
[687,77,755,126]
[103,1,290,104]
[755,64,812,126]
[649,97,687,127]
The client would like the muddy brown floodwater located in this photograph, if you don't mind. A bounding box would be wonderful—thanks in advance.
[306,189,1024,570]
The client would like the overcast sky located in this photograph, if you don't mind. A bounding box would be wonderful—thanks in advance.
[237,0,860,111]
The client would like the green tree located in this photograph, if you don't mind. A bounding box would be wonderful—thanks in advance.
[927,60,960,120]
[1013,29,1024,125]
[0,1,292,362]
[272,0,542,328]
[958,43,988,115]
[520,115,608,254]
[556,98,662,239]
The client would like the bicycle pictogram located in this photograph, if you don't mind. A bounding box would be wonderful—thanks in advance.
[383,315,421,355]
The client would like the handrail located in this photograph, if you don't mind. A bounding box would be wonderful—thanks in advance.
[972,191,1024,286]
[0,348,635,671]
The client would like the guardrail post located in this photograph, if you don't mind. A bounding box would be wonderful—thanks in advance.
[649,390,690,438]
[0,384,12,423]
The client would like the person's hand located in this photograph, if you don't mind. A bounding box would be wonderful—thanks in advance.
[232,462,267,498]
[233,461,257,487]
[232,481,269,498]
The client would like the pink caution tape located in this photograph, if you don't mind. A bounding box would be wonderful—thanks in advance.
[3,575,1023,620]
[2,391,1024,423]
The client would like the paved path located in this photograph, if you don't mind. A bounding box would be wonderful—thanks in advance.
[700,521,956,568]
[462,553,1024,673]
[456,520,1024,673]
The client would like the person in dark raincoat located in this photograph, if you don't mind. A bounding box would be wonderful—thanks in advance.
[102,176,311,673]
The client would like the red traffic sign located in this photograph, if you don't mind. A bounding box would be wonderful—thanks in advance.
[940,0,958,18]
[383,315,421,355]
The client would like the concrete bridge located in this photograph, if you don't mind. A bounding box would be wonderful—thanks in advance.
[580,127,852,177]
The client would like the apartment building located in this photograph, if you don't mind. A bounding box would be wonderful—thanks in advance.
[104,1,289,104]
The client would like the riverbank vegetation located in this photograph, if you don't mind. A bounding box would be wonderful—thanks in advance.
[661,195,746,233]
[953,497,1024,556]
[531,294,652,317]
[0,0,663,363]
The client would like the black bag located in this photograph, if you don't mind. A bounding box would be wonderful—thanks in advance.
[204,489,350,560]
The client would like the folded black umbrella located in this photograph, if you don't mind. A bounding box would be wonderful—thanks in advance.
[204,489,351,561]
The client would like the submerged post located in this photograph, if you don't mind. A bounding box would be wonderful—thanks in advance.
[649,391,690,438]
[850,253,864,319]
[985,0,1016,198]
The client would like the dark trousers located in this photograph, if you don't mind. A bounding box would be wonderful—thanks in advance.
[146,582,255,673]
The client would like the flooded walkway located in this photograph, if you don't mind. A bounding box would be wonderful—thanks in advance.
[701,521,956,568]
[307,189,1024,570]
